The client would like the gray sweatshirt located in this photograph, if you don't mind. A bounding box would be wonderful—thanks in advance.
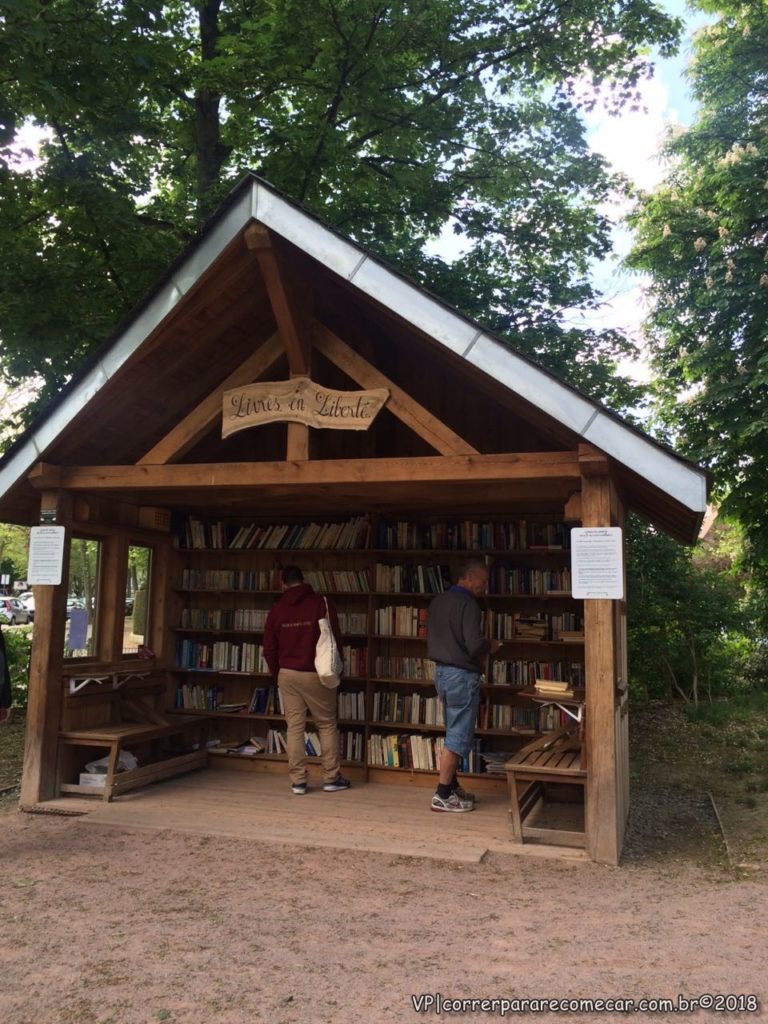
[427,586,490,672]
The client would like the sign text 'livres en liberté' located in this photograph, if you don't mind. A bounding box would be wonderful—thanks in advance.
[221,377,389,437]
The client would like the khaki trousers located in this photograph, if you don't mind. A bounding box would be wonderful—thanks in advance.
[277,668,341,784]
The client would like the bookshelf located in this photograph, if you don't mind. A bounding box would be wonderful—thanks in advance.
[166,514,585,788]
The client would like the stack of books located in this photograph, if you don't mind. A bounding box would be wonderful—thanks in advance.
[534,678,575,699]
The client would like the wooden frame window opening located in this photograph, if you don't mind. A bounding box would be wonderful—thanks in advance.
[123,544,153,656]
[64,537,102,659]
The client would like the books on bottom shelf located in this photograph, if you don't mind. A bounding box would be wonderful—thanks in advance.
[337,690,365,720]
[367,733,486,773]
[479,751,517,776]
[264,727,364,762]
[219,736,268,757]
[368,732,444,770]
[265,728,322,756]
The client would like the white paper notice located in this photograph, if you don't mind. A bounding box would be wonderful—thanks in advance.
[27,526,67,585]
[571,527,624,599]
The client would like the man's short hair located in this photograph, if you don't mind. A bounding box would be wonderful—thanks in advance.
[281,565,304,586]
[456,557,487,581]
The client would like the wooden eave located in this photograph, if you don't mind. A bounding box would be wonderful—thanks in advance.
[0,173,710,543]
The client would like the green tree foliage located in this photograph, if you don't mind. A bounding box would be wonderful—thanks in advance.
[0,0,681,422]
[627,1,768,565]
[0,523,29,583]
[627,515,753,705]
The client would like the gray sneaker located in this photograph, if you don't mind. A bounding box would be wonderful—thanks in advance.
[431,792,474,812]
[452,784,475,804]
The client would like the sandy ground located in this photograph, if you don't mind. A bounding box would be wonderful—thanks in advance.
[1,804,766,1024]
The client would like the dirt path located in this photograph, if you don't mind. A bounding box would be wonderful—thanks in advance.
[1,806,765,1024]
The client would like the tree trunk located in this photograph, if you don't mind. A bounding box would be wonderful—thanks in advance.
[196,0,229,220]
[688,636,699,708]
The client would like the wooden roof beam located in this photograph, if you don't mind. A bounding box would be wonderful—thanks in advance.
[136,332,283,465]
[29,452,581,492]
[245,223,310,375]
[313,322,478,457]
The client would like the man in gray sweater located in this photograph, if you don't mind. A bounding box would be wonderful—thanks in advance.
[427,557,501,812]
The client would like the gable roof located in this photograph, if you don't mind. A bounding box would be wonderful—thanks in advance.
[0,172,709,540]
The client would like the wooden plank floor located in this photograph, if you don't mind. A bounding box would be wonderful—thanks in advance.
[72,768,587,864]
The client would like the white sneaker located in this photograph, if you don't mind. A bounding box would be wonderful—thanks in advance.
[431,792,474,812]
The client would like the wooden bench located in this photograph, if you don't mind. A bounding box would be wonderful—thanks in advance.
[59,694,211,801]
[505,729,587,848]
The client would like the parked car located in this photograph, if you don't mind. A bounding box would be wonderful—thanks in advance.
[0,596,31,625]
[18,590,35,622]
[125,595,134,616]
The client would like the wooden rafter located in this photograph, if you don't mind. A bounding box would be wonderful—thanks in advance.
[313,322,478,456]
[29,452,580,492]
[245,223,310,375]
[136,332,283,465]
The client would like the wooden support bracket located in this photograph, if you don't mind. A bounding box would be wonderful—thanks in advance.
[245,223,310,375]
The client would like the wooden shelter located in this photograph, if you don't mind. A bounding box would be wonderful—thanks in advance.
[0,173,709,864]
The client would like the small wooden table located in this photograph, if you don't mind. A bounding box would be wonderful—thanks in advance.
[59,715,211,802]
[504,729,586,848]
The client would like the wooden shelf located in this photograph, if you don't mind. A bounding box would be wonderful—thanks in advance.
[370,634,427,641]
[208,748,363,766]
[372,548,569,556]
[175,589,369,596]
[173,627,367,639]
[168,708,365,726]
[170,517,584,789]
[171,668,271,678]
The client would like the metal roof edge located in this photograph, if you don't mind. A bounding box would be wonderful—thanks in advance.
[0,171,710,518]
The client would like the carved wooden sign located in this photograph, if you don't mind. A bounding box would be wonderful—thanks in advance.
[222,377,389,437]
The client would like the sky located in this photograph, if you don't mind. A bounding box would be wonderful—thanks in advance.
[566,0,707,381]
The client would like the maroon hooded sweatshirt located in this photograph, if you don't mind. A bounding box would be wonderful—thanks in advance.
[263,583,343,677]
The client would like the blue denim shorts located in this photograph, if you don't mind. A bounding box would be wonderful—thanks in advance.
[434,664,481,757]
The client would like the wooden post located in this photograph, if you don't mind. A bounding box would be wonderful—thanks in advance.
[581,455,622,865]
[97,531,128,663]
[20,491,73,807]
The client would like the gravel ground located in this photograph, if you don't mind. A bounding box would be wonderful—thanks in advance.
[1,799,765,1024]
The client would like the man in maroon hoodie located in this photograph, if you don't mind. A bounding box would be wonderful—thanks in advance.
[264,566,351,795]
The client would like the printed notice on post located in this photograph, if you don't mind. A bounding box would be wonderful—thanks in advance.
[571,527,624,599]
[28,526,66,585]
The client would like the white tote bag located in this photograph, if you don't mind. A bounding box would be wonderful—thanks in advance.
[315,596,343,688]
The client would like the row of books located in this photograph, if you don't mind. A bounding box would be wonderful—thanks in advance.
[366,733,483,772]
[337,613,368,636]
[373,563,451,594]
[180,569,276,592]
[373,605,428,637]
[485,611,584,642]
[372,690,445,726]
[489,660,585,686]
[303,569,370,593]
[368,732,445,770]
[178,516,371,551]
[175,639,267,673]
[340,730,364,762]
[341,645,368,677]
[373,656,435,680]
[174,684,224,711]
[487,567,572,596]
[374,520,570,551]
[180,607,269,631]
[479,703,538,731]
[338,690,366,721]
